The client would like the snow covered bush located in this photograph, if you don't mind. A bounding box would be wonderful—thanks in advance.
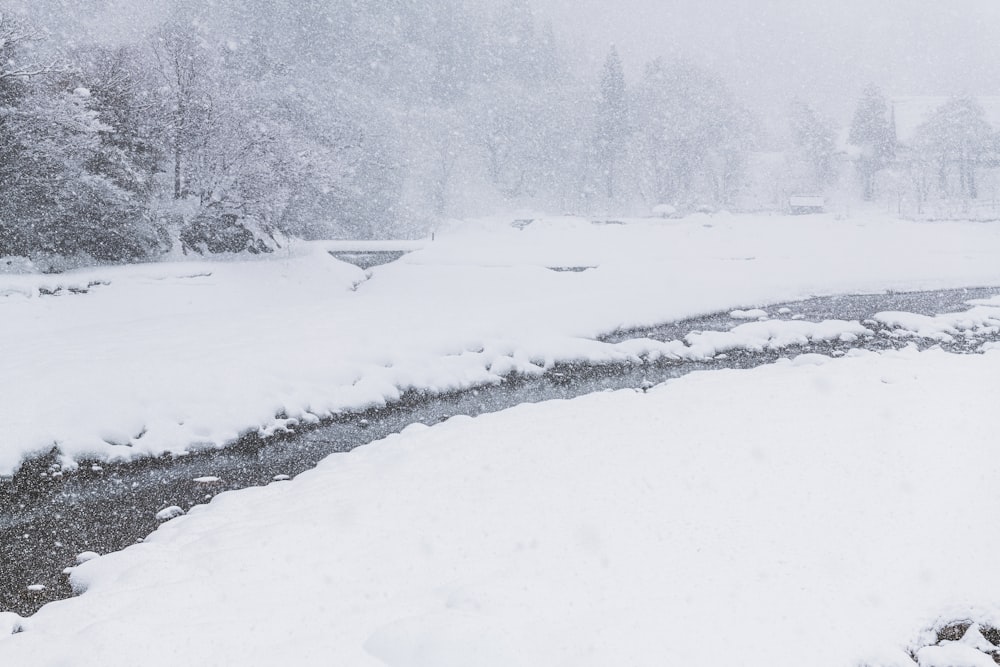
[178,211,274,255]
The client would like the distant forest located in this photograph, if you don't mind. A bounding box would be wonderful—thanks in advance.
[1,0,997,264]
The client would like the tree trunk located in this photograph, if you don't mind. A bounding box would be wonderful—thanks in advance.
[861,159,874,201]
[174,143,182,199]
[487,145,501,186]
[959,153,967,198]
[605,158,615,200]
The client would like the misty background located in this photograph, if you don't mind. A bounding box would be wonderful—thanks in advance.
[538,0,1000,115]
[2,0,999,265]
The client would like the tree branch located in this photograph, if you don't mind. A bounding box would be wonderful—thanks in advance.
[0,61,66,81]
[0,13,67,80]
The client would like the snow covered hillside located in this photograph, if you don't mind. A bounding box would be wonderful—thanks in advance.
[3,345,1000,666]
[4,213,1000,475]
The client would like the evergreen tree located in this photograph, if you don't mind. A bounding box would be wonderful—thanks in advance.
[594,45,628,200]
[80,47,164,205]
[0,81,150,260]
[848,84,895,200]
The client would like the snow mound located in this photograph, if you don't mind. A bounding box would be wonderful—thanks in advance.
[730,307,768,319]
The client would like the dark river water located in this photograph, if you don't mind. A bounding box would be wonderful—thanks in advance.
[2,285,999,617]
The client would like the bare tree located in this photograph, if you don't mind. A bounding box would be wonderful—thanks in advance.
[151,17,211,200]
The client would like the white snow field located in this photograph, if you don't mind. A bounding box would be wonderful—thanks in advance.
[3,346,1000,666]
[4,213,1000,475]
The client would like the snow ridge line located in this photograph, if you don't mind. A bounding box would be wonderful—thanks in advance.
[1,318,873,479]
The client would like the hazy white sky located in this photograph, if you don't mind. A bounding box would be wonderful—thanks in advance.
[536,0,1000,124]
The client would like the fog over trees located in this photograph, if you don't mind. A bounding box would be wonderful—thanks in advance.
[2,0,1000,263]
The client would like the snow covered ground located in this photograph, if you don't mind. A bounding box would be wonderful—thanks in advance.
[3,345,1000,666]
[4,212,1000,476]
[6,212,1000,664]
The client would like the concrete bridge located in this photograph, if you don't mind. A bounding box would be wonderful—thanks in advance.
[324,240,424,269]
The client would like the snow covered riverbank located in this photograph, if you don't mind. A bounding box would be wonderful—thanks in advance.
[3,345,1000,666]
[4,213,1000,474]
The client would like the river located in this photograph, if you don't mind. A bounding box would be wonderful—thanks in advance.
[2,285,998,617]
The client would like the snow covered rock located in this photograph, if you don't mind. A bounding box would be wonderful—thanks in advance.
[902,621,1000,667]
[0,256,36,275]
[192,476,221,484]
[730,308,768,320]
[155,506,185,522]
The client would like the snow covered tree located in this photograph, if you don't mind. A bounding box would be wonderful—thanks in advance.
[79,46,163,200]
[913,95,992,199]
[0,81,156,260]
[150,12,272,253]
[632,58,754,208]
[707,105,757,206]
[404,106,468,216]
[1,11,60,255]
[848,85,895,200]
[789,100,836,188]
[65,54,168,261]
[489,0,538,82]
[0,11,63,86]
[468,77,586,206]
[0,13,159,261]
[472,81,531,196]
[594,45,628,200]
[425,4,479,104]
[0,0,797,258]
[151,13,214,203]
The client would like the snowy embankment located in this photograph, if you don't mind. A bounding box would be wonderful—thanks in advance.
[3,346,1000,666]
[3,213,1000,475]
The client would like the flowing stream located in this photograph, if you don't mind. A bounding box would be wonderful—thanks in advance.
[2,286,998,617]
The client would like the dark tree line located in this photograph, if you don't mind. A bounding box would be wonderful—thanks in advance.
[1,3,412,262]
[1,1,773,265]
